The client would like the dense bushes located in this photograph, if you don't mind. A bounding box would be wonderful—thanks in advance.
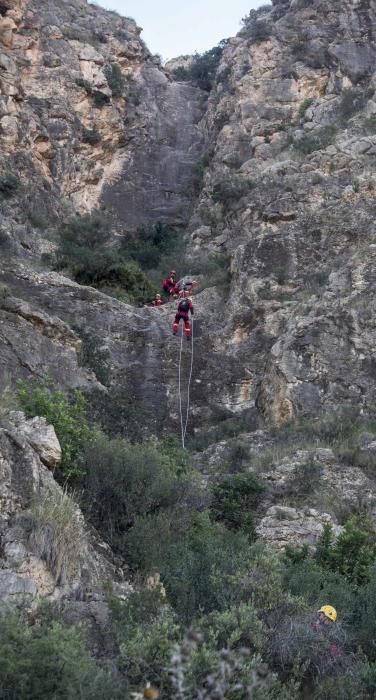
[212,176,254,206]
[290,124,338,154]
[243,19,273,43]
[104,62,125,97]
[339,88,366,123]
[240,8,273,43]
[211,472,264,537]
[13,383,376,698]
[0,173,20,197]
[73,324,111,385]
[80,433,193,549]
[120,221,179,271]
[172,41,229,92]
[84,386,146,442]
[0,611,124,699]
[56,213,155,305]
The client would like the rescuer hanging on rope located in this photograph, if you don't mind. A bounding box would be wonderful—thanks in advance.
[173,290,193,339]
[162,270,180,298]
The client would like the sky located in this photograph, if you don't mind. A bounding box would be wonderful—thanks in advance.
[93,0,265,60]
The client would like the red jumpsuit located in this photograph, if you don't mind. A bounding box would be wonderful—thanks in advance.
[151,298,164,307]
[173,298,193,338]
[162,276,180,297]
[312,622,338,659]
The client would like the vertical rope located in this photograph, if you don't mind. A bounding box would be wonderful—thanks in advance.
[178,327,185,449]
[183,317,194,443]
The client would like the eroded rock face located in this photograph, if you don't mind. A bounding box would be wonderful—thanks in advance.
[0,0,204,261]
[1,0,376,558]
[0,410,132,604]
[256,506,341,550]
[185,0,376,426]
[9,411,61,467]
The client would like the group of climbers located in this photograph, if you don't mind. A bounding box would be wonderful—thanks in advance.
[145,270,196,339]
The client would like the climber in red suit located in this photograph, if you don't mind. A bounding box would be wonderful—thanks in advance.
[173,291,193,339]
[151,293,164,307]
[162,270,180,298]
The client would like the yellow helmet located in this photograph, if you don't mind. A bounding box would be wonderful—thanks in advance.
[319,605,337,622]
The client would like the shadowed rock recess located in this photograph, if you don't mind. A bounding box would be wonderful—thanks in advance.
[2,0,376,661]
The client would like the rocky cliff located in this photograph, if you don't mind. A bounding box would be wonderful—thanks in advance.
[2,0,376,585]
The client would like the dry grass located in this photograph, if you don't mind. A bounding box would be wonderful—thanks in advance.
[28,487,82,585]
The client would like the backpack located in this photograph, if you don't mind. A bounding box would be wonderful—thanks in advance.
[178,299,190,313]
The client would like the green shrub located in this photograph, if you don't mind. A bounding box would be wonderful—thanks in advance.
[315,518,376,585]
[0,611,124,699]
[57,212,111,264]
[315,662,376,700]
[290,124,337,154]
[289,461,323,496]
[82,127,101,144]
[104,63,125,97]
[72,325,110,385]
[188,409,258,452]
[17,383,96,481]
[244,19,273,43]
[93,90,111,107]
[0,173,20,197]
[211,472,264,537]
[312,173,324,185]
[75,77,93,94]
[84,386,146,442]
[255,3,273,13]
[81,433,193,550]
[110,590,180,693]
[121,221,179,271]
[27,209,48,229]
[283,550,353,611]
[56,213,154,304]
[172,633,297,700]
[172,41,228,92]
[63,26,93,43]
[156,515,277,622]
[299,97,314,119]
[225,440,251,473]
[352,565,376,659]
[212,176,253,205]
[339,88,366,122]
[0,282,9,298]
[365,114,376,133]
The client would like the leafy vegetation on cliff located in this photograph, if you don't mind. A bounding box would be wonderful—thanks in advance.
[14,384,376,698]
[172,40,229,92]
[55,213,156,305]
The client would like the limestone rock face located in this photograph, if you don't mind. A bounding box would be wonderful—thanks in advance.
[256,506,341,550]
[0,0,204,260]
[9,411,61,467]
[1,0,376,557]
[0,410,132,604]
[182,0,376,427]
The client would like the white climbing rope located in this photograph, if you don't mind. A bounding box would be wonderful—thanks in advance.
[178,328,185,449]
[183,317,194,444]
[177,317,194,450]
